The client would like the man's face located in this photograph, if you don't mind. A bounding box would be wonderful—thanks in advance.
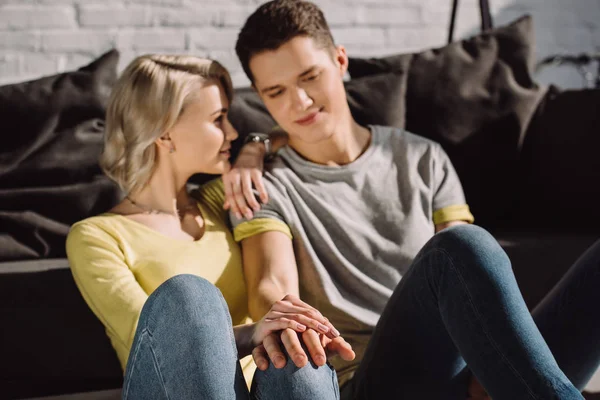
[249,36,349,145]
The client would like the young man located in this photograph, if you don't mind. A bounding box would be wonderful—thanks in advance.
[230,1,600,398]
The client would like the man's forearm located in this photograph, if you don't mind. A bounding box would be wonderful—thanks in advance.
[248,278,291,320]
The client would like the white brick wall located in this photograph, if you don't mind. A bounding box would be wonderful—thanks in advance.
[0,0,598,88]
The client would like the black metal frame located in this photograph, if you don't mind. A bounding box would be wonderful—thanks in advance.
[448,0,493,44]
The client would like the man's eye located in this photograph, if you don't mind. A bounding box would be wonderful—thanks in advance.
[268,90,283,98]
[305,74,319,81]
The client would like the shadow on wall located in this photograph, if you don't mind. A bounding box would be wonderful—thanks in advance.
[460,0,599,89]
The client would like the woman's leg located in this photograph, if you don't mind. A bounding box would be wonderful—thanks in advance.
[532,239,600,390]
[122,274,249,400]
[250,344,340,400]
[346,224,583,400]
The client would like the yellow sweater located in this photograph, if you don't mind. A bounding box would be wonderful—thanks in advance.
[66,179,256,385]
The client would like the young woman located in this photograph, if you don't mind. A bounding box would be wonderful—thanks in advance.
[66,54,351,399]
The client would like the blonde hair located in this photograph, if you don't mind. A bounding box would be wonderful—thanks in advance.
[100,54,234,195]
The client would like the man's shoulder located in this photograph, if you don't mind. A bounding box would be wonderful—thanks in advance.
[372,125,441,156]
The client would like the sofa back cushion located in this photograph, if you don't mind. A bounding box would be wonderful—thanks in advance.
[348,15,546,229]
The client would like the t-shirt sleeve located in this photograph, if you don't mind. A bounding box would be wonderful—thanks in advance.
[66,221,148,366]
[230,178,293,242]
[431,144,475,225]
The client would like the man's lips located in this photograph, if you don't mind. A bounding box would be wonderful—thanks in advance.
[295,109,321,125]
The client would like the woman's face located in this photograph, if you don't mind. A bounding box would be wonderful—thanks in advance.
[167,81,239,175]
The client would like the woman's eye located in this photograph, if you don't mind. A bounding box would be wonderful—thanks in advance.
[214,115,224,125]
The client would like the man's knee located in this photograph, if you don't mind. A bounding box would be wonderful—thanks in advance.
[427,224,510,273]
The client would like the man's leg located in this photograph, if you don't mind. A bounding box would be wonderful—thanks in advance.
[122,274,249,400]
[532,239,600,390]
[345,225,582,400]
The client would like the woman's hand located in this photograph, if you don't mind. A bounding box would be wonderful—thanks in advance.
[222,142,268,220]
[250,294,354,371]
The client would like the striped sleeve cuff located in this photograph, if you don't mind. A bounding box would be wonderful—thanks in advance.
[233,218,293,242]
[433,204,475,225]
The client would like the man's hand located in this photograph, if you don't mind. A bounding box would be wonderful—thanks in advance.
[250,295,347,370]
[252,327,355,371]
[222,143,268,220]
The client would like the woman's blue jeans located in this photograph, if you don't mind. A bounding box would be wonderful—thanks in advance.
[343,224,600,399]
[122,274,339,400]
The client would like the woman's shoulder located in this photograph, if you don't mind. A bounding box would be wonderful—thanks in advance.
[195,178,224,202]
[67,213,127,245]
[191,178,225,214]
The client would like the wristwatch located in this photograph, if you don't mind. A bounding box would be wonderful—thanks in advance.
[244,132,272,157]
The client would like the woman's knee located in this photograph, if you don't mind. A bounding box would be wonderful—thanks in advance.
[252,359,339,400]
[141,274,227,328]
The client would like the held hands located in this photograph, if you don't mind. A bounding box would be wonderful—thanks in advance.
[251,294,355,371]
[222,143,268,220]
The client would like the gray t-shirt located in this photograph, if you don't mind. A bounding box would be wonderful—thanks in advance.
[231,125,473,383]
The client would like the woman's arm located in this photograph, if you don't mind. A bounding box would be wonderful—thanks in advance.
[66,222,148,369]
[222,130,289,219]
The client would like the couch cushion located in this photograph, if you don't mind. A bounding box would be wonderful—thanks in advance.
[0,259,122,399]
[516,86,600,233]
[0,51,123,262]
[348,15,547,230]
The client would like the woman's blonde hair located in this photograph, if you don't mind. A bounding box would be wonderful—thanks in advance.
[100,54,234,195]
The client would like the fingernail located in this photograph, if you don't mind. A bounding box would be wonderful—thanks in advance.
[245,212,253,220]
[314,355,325,365]
[332,327,340,337]
[318,324,329,333]
[297,323,306,331]
[275,355,286,368]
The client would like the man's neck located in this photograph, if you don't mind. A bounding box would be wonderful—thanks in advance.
[288,119,371,166]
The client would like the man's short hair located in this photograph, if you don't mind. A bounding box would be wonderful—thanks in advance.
[235,0,336,83]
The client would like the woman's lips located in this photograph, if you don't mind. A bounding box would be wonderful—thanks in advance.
[219,148,231,158]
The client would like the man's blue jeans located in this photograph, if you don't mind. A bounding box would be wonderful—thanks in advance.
[344,225,600,399]
[122,274,339,400]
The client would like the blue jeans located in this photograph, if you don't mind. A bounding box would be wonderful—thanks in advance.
[343,225,600,399]
[122,274,339,400]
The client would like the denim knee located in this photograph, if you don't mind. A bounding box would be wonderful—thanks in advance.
[252,358,339,400]
[430,224,508,264]
[140,274,227,330]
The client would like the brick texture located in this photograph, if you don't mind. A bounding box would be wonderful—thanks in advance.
[0,0,598,89]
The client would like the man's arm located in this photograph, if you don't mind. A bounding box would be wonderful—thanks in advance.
[241,230,299,319]
[240,230,355,369]
[435,220,468,233]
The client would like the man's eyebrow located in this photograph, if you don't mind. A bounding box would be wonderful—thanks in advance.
[210,107,227,116]
[260,66,318,94]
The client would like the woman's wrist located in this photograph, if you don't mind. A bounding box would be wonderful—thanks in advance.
[233,322,257,359]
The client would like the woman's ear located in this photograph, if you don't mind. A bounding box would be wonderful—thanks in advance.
[156,133,176,153]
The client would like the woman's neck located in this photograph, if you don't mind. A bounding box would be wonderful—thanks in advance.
[129,166,192,216]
